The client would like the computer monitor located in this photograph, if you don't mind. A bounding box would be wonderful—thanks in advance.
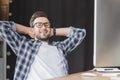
[94,0,120,68]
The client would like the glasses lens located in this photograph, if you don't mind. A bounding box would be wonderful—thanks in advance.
[34,22,50,28]
[44,23,50,27]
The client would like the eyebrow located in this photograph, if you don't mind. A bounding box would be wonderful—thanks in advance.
[34,22,49,24]
[33,22,50,27]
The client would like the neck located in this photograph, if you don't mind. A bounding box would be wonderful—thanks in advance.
[35,37,49,43]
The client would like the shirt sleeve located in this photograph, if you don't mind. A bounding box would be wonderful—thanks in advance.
[0,21,23,55]
[55,27,86,56]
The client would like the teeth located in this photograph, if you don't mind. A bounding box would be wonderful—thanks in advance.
[39,30,48,34]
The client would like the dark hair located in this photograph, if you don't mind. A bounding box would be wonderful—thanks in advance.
[29,11,48,27]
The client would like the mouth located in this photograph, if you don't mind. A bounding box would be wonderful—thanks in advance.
[39,30,48,35]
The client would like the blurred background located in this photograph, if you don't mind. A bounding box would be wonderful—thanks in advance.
[0,0,94,80]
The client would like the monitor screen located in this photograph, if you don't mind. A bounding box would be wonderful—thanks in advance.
[94,0,120,67]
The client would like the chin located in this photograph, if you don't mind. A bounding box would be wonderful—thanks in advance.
[36,34,50,40]
[37,36,49,41]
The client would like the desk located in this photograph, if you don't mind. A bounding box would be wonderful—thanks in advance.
[49,71,118,80]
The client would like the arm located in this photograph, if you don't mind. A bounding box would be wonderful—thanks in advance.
[16,24,70,38]
[0,21,22,55]
[54,27,86,56]
[50,27,70,37]
[16,24,35,38]
[0,21,34,56]
[55,27,70,36]
[16,23,28,34]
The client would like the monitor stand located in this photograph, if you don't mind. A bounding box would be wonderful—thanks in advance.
[94,68,120,73]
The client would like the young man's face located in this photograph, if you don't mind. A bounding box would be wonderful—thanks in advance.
[33,17,51,41]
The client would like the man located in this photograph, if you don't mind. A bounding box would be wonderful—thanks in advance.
[0,11,86,80]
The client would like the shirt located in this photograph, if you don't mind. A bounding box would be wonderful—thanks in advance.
[27,42,66,80]
[0,21,86,80]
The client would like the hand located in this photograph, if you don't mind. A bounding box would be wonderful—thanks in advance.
[27,27,35,38]
[50,28,54,37]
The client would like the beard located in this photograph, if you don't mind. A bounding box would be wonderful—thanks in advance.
[36,33,50,41]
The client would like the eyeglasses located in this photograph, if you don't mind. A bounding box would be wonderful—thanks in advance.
[33,22,50,28]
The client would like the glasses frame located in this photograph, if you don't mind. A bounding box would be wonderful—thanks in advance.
[33,22,50,28]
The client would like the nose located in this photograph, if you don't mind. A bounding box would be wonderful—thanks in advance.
[39,25,46,30]
[42,25,46,29]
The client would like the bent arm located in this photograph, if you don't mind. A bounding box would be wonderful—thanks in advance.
[0,21,22,55]
[55,27,70,36]
[50,27,70,37]
[16,23,35,38]
[16,24,29,35]
[54,27,86,56]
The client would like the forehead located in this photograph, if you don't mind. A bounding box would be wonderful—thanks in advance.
[33,17,49,24]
